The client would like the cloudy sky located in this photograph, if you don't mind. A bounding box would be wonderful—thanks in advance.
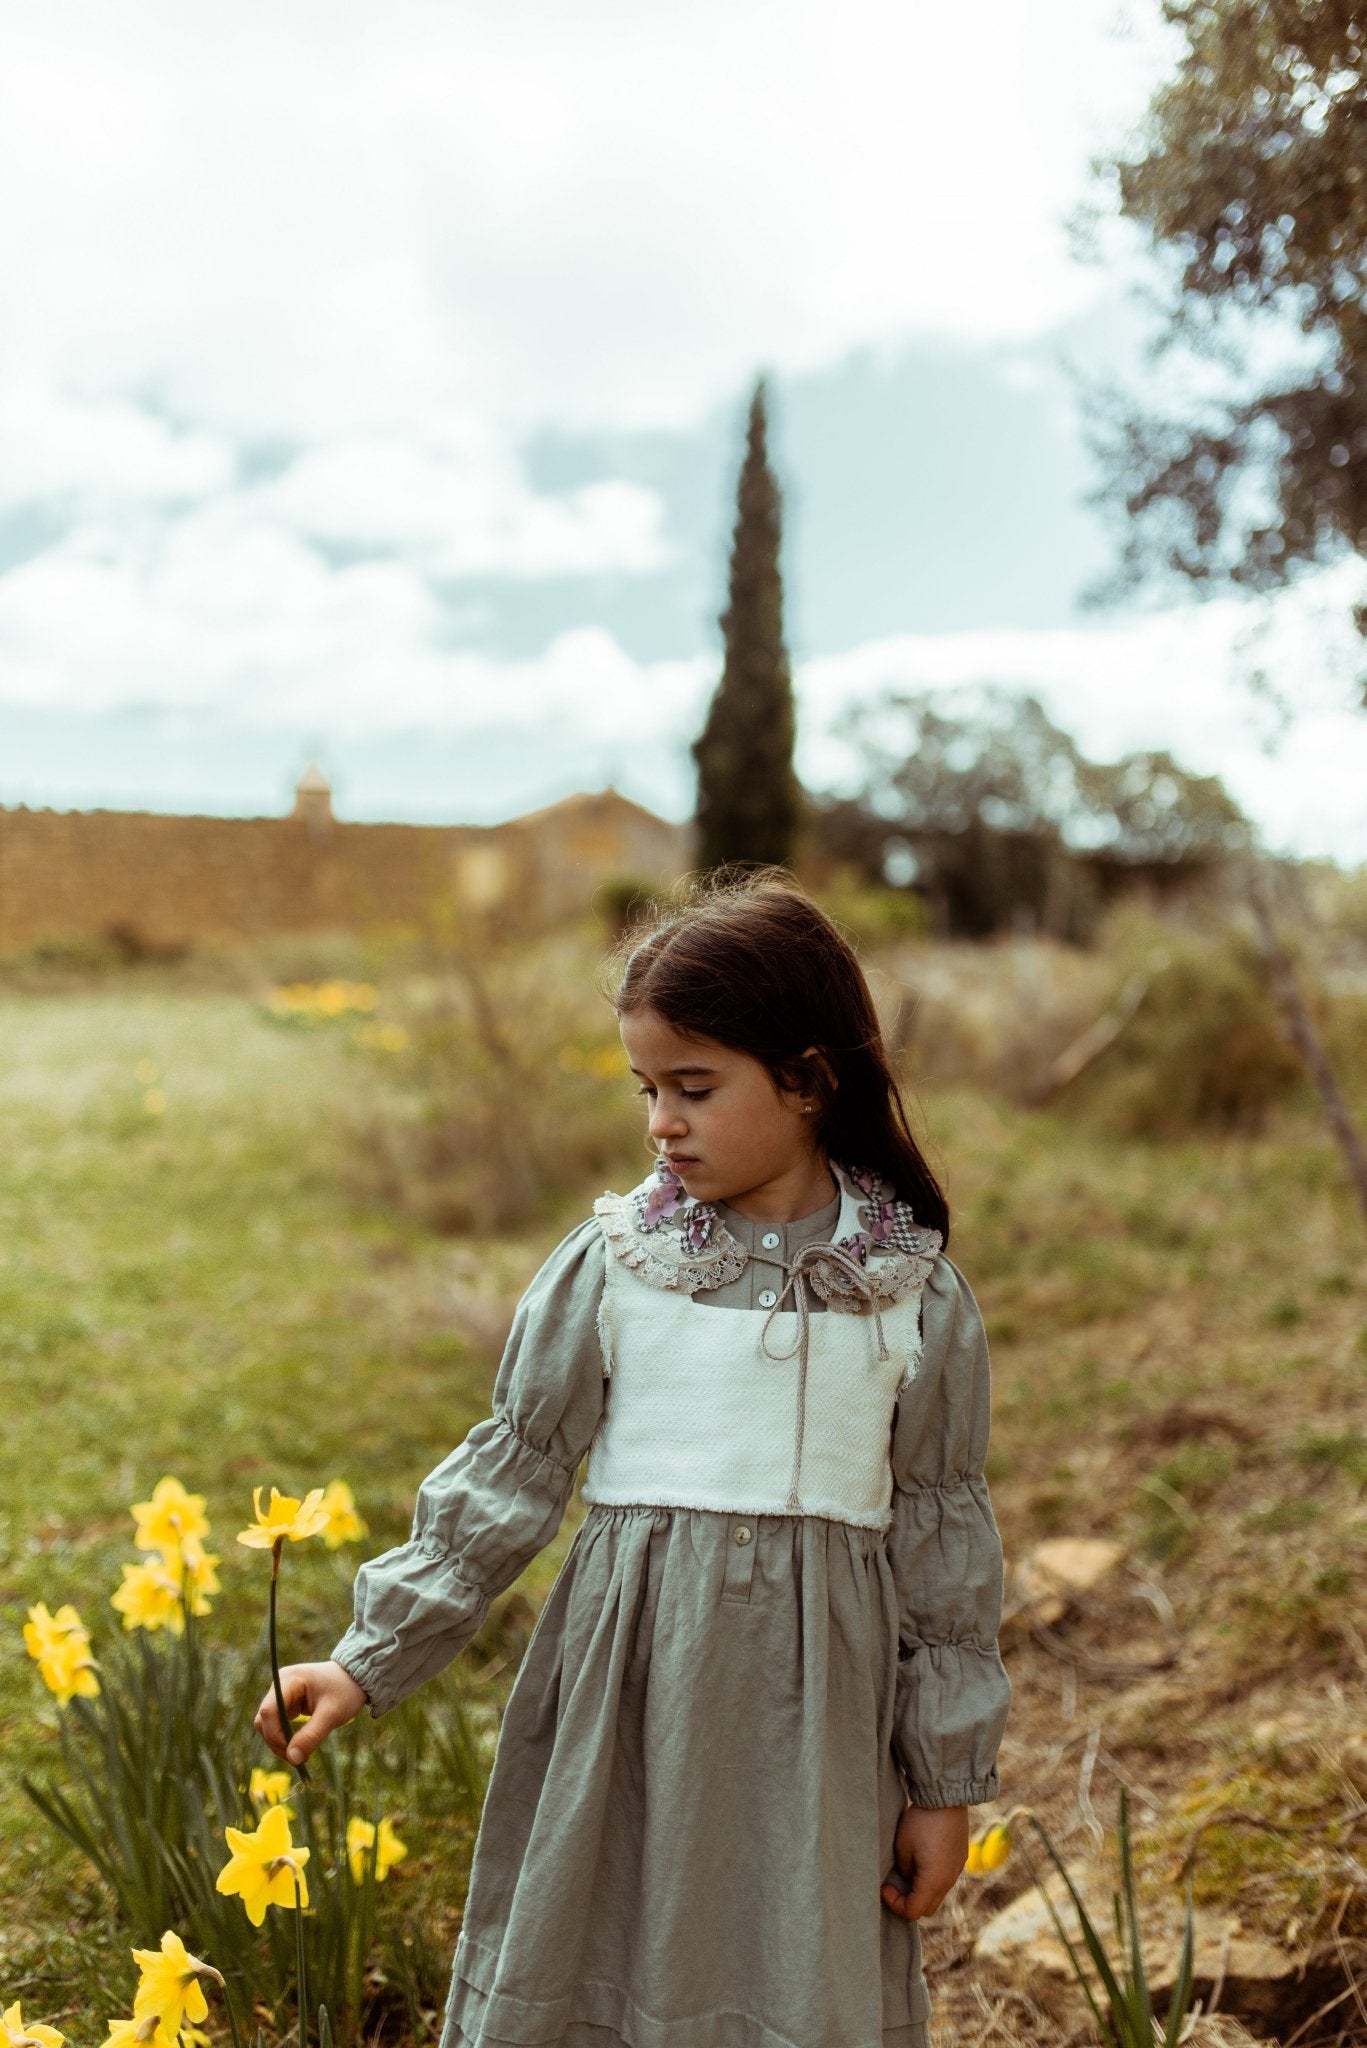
[2,0,1364,861]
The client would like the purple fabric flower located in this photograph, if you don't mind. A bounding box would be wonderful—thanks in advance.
[847,1164,883,1199]
[681,1205,714,1253]
[641,1161,685,1232]
[835,1231,871,1266]
[867,1201,899,1246]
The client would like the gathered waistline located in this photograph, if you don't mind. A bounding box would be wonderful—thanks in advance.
[579,1498,894,1539]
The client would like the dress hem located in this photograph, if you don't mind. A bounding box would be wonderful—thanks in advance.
[445,1936,930,2048]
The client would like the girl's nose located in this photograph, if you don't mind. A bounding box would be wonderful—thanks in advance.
[649,1100,687,1141]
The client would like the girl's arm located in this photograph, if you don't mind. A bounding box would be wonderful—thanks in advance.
[322,1220,609,1722]
[884,1255,1011,1812]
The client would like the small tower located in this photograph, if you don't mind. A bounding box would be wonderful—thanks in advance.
[291,763,333,835]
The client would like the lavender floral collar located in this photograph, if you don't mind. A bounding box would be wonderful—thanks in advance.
[594,1158,942,1304]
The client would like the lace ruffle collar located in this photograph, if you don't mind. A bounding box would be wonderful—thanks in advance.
[594,1158,942,1306]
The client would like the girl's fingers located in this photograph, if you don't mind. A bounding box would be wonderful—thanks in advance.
[253,1669,308,1756]
[251,1663,363,1762]
[880,1867,951,1920]
[284,1693,349,1765]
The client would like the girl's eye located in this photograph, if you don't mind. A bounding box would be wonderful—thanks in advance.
[633,1085,711,1102]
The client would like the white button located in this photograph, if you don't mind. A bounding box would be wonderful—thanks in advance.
[757,1288,777,1308]
[761,1231,780,1249]
[733,1525,752,1545]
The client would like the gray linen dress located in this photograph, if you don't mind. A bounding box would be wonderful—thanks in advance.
[332,1164,1011,2048]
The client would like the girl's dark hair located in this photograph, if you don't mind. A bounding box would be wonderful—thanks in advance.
[605,870,949,1243]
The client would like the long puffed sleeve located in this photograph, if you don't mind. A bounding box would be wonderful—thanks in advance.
[331,1219,608,1716]
[885,1254,1011,1807]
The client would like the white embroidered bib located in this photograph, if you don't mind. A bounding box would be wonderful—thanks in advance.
[582,1167,940,1530]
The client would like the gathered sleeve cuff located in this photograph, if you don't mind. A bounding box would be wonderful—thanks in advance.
[332,1219,608,1717]
[885,1255,1012,1807]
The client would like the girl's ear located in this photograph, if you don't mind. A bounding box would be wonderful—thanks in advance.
[802,1044,837,1097]
[779,1045,836,1109]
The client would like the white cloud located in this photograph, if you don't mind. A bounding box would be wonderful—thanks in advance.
[254,426,669,577]
[12,0,1353,869]
[0,0,1180,441]
[0,384,233,514]
[2,506,1363,860]
[0,512,704,732]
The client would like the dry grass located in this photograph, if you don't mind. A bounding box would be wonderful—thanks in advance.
[2,896,1365,2041]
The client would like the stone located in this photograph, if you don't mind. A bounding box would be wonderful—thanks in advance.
[1007,1536,1127,1627]
[974,1861,1112,1975]
[976,1861,1303,2037]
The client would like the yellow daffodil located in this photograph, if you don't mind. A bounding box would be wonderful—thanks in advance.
[132,1479,209,1555]
[130,1933,221,2041]
[22,1602,90,1660]
[965,1835,985,1874]
[180,2030,212,2047]
[25,1617,100,1705]
[318,1479,367,1549]
[214,1803,310,1925]
[100,2019,174,2048]
[176,1535,221,1615]
[346,1813,410,1884]
[249,1766,293,1809]
[2,2001,66,2047]
[236,1485,329,1550]
[39,1645,102,1704]
[979,1823,1012,1871]
[270,979,377,1020]
[112,1559,185,1635]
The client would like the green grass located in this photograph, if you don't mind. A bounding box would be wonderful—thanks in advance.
[2,960,1366,2016]
[0,985,585,2017]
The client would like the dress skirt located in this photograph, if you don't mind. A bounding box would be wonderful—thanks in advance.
[442,1503,931,2048]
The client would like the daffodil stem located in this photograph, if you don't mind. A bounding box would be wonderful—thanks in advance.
[295,1866,309,2048]
[269,1539,309,1784]
[223,1985,246,2048]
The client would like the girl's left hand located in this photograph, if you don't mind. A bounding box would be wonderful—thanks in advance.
[880,1802,969,1920]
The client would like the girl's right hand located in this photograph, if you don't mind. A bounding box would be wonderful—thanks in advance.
[254,1659,369,1766]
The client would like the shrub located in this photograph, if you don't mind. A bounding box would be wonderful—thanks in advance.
[358,921,644,1233]
[1074,926,1304,1136]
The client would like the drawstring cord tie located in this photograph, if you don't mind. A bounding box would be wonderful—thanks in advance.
[757,1240,891,1510]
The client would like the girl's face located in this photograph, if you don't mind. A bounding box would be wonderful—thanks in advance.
[619,1006,832,1219]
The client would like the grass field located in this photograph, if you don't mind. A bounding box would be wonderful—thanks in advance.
[1,951,1364,2038]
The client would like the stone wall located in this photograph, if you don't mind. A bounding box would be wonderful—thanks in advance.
[0,788,692,955]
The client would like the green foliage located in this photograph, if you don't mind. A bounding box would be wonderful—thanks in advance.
[1077,0,1367,678]
[1076,926,1303,1135]
[593,876,663,944]
[361,919,643,1232]
[1021,1789,1197,2048]
[1293,1428,1367,1484]
[692,379,802,871]
[21,1589,486,2040]
[815,881,928,949]
[811,689,1249,939]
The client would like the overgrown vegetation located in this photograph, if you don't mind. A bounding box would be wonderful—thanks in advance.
[0,890,1363,2040]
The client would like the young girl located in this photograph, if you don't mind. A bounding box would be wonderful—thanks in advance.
[257,874,1012,2048]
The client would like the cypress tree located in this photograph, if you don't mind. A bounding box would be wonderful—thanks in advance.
[692,378,802,871]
